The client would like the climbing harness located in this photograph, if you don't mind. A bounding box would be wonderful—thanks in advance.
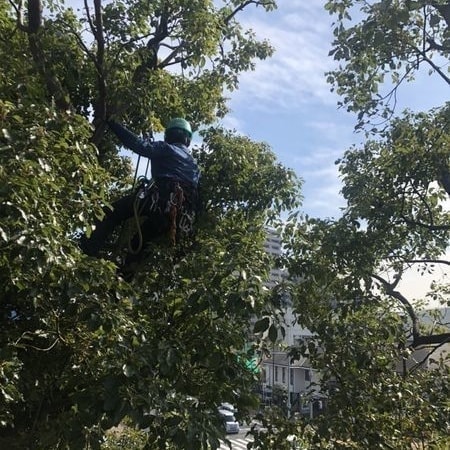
[125,128,155,254]
[125,178,196,254]
[127,176,156,255]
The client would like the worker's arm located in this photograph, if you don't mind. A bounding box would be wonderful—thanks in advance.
[108,121,153,157]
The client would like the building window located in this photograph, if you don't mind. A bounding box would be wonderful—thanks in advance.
[262,367,267,384]
[305,369,311,382]
[282,367,286,383]
[275,367,279,382]
[290,369,294,385]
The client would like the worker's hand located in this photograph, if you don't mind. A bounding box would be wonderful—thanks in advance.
[106,99,129,123]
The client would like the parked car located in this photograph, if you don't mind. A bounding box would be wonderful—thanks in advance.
[219,402,237,413]
[218,408,240,434]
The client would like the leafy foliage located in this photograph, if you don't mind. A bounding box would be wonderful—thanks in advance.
[0,0,307,448]
[325,0,450,130]
[286,297,450,449]
[41,0,277,143]
[320,0,450,346]
[255,2,450,448]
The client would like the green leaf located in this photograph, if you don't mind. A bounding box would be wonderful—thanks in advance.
[254,317,270,334]
[268,324,278,343]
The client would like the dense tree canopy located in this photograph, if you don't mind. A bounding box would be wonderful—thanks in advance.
[2,0,449,448]
[252,1,450,448]
[0,0,306,448]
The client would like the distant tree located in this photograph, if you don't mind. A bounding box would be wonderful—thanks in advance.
[294,106,449,348]
[0,0,306,448]
[325,0,450,130]
[252,1,450,448]
[321,0,450,349]
[251,296,449,449]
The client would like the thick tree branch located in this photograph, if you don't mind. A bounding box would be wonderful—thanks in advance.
[158,44,186,68]
[409,338,450,371]
[27,0,41,33]
[430,1,450,28]
[372,273,450,348]
[224,0,254,23]
[91,0,107,147]
[401,216,450,231]
[83,0,96,39]
[22,0,71,111]
[426,37,450,52]
[412,333,450,347]
[439,165,450,195]
[371,272,421,338]
[132,11,170,82]
[405,258,450,266]
[223,0,275,24]
[417,48,450,85]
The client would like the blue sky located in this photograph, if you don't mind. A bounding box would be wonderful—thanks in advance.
[224,2,352,219]
[221,1,446,219]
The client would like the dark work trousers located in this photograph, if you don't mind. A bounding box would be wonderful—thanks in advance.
[80,182,197,279]
[80,194,169,263]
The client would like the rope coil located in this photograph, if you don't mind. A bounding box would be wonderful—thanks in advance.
[127,177,155,255]
[166,183,185,246]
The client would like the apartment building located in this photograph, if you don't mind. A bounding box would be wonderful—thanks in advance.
[260,229,321,415]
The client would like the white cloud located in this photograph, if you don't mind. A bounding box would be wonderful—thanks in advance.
[303,190,345,219]
[219,115,243,132]
[294,145,342,168]
[232,4,337,111]
[306,118,361,143]
[301,162,346,218]
[222,4,362,217]
[301,163,340,180]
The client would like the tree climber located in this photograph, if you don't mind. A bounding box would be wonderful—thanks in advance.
[80,118,200,280]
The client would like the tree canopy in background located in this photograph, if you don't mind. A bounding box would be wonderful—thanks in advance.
[320,0,450,348]
[325,0,450,130]
[252,1,450,448]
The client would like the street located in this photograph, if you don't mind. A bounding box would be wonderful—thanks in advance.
[219,426,253,449]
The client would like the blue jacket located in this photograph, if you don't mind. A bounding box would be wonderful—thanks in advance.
[108,121,200,188]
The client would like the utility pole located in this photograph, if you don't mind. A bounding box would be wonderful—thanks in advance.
[271,344,275,406]
[286,357,291,418]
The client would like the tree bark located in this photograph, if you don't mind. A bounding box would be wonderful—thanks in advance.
[21,0,72,111]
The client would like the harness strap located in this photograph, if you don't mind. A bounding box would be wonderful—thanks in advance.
[166,183,184,246]
[127,178,156,254]
[126,179,195,254]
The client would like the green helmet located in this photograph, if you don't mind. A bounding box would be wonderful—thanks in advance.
[166,117,192,138]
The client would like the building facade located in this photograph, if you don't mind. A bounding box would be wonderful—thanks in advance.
[260,229,322,416]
